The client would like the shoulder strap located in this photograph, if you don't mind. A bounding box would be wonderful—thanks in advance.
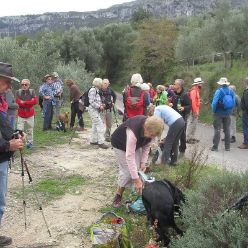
[127,88,131,97]
[16,89,22,98]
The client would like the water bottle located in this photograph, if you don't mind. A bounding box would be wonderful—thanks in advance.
[177,98,181,110]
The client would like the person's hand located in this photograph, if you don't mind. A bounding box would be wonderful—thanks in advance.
[133,178,143,195]
[179,106,184,111]
[140,162,146,172]
[194,113,198,118]
[169,103,173,107]
[9,138,24,151]
[99,105,105,111]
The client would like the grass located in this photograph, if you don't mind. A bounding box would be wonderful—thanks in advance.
[20,103,93,153]
[30,174,86,200]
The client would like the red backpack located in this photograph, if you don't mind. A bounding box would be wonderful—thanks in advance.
[125,88,145,118]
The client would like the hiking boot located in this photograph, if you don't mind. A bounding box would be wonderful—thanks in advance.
[77,127,87,131]
[230,136,236,143]
[90,142,98,145]
[112,194,122,208]
[98,143,109,149]
[238,144,248,149]
[211,146,218,152]
[0,235,12,246]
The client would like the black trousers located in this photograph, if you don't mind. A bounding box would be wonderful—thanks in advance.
[161,118,185,164]
[70,101,84,128]
[179,119,188,153]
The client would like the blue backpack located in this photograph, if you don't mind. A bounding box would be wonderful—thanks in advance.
[220,88,234,110]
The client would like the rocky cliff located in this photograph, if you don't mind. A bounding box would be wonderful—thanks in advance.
[0,0,248,36]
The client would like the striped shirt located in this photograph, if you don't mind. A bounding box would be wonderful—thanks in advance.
[52,79,63,96]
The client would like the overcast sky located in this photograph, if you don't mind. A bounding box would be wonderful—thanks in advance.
[0,0,134,17]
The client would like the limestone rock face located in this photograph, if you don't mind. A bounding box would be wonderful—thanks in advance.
[0,0,247,36]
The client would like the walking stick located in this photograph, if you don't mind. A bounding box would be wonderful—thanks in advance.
[16,139,52,237]
[69,116,82,145]
[112,106,119,127]
[20,149,27,230]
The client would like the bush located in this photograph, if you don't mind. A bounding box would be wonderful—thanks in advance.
[55,60,94,97]
[170,171,248,248]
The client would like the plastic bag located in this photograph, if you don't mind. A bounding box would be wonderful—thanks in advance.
[90,212,133,248]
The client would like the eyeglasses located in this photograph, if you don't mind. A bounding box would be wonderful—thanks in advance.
[21,84,28,86]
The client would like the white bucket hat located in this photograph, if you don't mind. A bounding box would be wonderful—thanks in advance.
[192,77,204,85]
[217,77,230,86]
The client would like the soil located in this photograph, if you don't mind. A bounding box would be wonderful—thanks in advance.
[1,130,118,248]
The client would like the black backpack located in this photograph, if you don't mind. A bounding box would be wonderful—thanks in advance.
[80,87,98,108]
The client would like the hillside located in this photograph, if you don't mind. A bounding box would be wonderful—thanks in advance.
[0,0,248,36]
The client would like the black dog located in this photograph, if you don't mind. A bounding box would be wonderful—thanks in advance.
[142,179,185,246]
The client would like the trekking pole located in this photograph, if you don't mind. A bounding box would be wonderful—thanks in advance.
[69,116,82,145]
[20,149,27,230]
[19,150,52,237]
[13,131,27,230]
[112,106,119,127]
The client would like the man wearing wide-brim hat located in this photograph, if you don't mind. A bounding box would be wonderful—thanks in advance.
[0,62,25,246]
[187,77,204,144]
[211,77,235,152]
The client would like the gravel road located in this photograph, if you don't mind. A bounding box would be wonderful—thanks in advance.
[115,92,248,172]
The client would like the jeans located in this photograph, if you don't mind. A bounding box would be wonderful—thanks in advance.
[213,114,231,149]
[242,112,248,144]
[0,161,8,226]
[43,100,53,130]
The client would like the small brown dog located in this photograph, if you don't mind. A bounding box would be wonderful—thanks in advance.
[58,112,69,129]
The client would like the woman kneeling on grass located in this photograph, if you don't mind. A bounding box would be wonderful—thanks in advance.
[111,115,164,208]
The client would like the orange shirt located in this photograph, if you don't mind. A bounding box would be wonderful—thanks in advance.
[189,85,200,115]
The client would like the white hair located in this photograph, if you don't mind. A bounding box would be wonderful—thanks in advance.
[130,73,143,86]
[140,83,150,91]
[92,78,103,88]
[21,79,31,85]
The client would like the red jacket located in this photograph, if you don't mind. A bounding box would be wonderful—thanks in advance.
[149,88,156,101]
[189,85,200,116]
[16,90,37,118]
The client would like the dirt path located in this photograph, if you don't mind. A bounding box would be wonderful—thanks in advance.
[1,130,117,248]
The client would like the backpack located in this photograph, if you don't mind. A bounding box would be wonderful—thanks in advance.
[220,88,234,110]
[16,89,35,100]
[80,87,97,108]
[125,88,145,118]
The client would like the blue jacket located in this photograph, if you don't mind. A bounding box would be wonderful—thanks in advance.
[211,86,235,116]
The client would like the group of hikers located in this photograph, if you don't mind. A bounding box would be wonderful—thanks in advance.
[1,61,248,246]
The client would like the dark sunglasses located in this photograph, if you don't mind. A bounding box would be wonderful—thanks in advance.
[21,84,28,86]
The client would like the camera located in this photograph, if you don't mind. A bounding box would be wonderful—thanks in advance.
[12,130,23,139]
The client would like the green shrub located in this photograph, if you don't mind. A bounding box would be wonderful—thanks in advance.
[170,171,248,248]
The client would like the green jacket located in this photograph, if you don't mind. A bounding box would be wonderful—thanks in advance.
[153,91,168,106]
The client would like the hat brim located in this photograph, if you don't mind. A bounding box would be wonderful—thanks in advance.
[217,81,230,86]
[0,73,20,82]
[192,81,204,85]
